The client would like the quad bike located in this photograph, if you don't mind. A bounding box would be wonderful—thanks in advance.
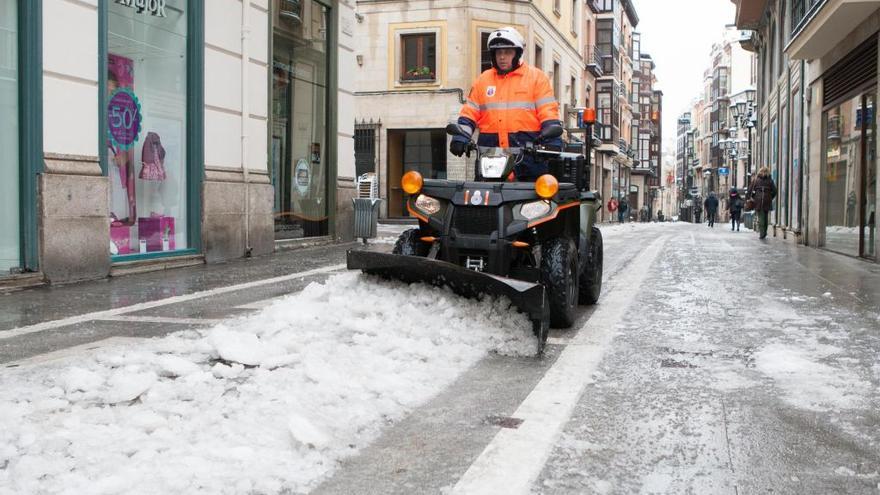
[347,123,604,351]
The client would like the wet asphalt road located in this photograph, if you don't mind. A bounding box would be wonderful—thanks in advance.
[2,222,879,494]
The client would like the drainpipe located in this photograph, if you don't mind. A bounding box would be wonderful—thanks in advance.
[242,0,252,256]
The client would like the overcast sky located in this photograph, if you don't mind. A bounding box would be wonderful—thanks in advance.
[630,0,736,148]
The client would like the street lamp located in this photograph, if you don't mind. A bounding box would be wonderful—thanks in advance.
[729,93,756,189]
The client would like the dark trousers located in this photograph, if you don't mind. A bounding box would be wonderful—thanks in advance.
[707,210,716,227]
[757,210,769,238]
[731,211,741,230]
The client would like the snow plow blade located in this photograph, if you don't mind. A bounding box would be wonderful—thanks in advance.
[347,250,548,326]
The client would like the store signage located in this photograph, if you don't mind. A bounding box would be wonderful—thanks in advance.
[295,159,311,195]
[718,167,729,176]
[107,88,142,151]
[115,0,167,18]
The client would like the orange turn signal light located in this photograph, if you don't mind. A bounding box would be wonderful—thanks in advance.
[512,241,530,248]
[582,108,596,124]
[420,236,438,243]
[535,174,559,199]
[402,171,424,195]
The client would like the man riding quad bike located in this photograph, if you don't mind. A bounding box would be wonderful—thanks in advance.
[347,123,604,351]
[348,26,603,351]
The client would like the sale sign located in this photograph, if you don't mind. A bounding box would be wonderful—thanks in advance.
[108,87,142,151]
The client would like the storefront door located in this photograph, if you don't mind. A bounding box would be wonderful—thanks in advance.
[272,0,330,239]
[823,91,877,259]
[106,0,190,257]
[0,0,19,273]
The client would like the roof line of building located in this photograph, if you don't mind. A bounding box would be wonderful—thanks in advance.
[622,0,639,27]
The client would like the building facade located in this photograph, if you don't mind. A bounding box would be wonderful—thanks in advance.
[593,0,641,220]
[352,0,587,219]
[733,0,879,261]
[675,26,756,221]
[0,0,356,287]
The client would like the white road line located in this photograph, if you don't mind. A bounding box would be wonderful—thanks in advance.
[96,316,227,326]
[236,297,287,310]
[4,337,144,368]
[546,337,570,346]
[0,264,347,341]
[452,236,668,495]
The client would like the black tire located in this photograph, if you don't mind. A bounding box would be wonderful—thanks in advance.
[540,238,578,328]
[392,228,429,256]
[579,227,603,305]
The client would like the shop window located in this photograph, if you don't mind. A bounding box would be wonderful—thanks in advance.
[0,0,19,271]
[823,93,877,259]
[273,0,330,240]
[106,0,189,256]
[401,33,436,82]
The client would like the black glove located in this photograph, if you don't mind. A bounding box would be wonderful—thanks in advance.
[450,140,468,157]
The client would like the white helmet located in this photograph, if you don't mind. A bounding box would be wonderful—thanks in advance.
[487,26,525,51]
[487,27,525,73]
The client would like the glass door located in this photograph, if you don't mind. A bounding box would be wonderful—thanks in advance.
[272,0,330,239]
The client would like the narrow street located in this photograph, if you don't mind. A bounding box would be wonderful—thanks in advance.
[1,222,878,494]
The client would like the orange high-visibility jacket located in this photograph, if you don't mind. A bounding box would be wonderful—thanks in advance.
[459,62,559,148]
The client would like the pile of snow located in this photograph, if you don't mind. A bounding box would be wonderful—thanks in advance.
[0,273,536,494]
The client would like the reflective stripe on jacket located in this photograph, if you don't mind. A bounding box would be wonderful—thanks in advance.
[458,62,559,148]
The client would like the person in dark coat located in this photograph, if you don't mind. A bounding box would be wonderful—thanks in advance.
[727,187,744,231]
[748,166,778,239]
[704,192,719,228]
[617,196,629,223]
[693,198,703,224]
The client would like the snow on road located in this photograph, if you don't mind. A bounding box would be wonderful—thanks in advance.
[0,273,536,495]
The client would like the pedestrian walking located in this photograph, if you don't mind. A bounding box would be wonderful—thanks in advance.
[693,198,703,224]
[618,196,629,223]
[704,192,719,228]
[748,166,778,239]
[728,187,744,231]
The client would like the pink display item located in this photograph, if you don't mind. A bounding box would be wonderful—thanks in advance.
[138,215,175,252]
[140,132,167,181]
[110,225,133,255]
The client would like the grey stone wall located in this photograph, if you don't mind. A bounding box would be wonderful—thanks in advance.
[39,155,110,283]
[202,168,274,263]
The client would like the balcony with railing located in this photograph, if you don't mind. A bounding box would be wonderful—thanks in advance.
[791,0,827,38]
[787,0,880,59]
[586,45,604,77]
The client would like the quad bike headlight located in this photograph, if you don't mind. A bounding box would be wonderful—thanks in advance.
[519,200,552,220]
[480,156,508,179]
[415,194,442,215]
